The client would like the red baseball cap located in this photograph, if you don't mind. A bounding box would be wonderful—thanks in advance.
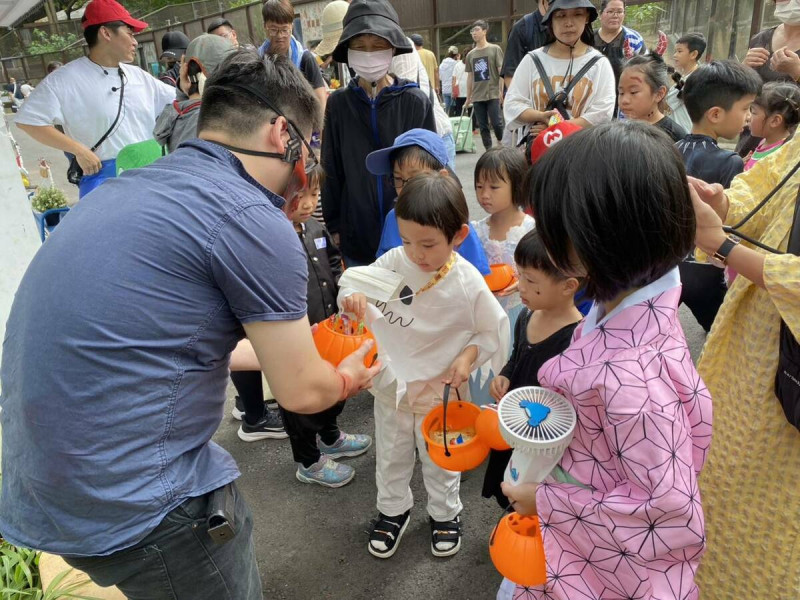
[529,121,583,164]
[82,0,148,33]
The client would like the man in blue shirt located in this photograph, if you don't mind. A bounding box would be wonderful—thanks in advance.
[0,50,378,598]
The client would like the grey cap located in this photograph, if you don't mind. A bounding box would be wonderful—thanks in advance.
[186,34,234,77]
[543,0,599,24]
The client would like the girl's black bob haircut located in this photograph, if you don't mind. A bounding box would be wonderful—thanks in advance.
[475,146,529,209]
[395,171,469,242]
[528,121,695,302]
[514,229,570,280]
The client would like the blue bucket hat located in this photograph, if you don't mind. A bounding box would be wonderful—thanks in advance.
[366,129,449,175]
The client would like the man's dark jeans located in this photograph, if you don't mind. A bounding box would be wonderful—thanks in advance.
[473,99,504,150]
[64,482,261,600]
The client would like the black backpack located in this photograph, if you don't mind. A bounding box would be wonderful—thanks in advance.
[775,184,800,429]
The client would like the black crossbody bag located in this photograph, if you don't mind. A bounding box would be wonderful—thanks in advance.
[67,68,125,185]
[775,185,800,429]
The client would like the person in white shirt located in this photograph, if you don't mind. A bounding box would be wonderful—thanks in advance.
[439,46,460,115]
[451,50,469,116]
[15,0,175,198]
[504,0,615,144]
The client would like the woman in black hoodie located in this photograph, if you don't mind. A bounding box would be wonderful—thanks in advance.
[321,0,437,266]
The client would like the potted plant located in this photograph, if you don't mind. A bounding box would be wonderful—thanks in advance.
[31,186,69,235]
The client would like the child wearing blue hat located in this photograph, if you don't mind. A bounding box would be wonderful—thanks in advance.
[366,128,490,275]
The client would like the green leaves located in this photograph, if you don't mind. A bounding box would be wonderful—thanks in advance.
[31,186,68,213]
[0,541,105,600]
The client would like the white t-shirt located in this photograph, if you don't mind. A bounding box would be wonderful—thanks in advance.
[20,84,34,98]
[392,40,452,137]
[452,61,468,99]
[504,46,615,130]
[17,57,175,161]
[439,57,457,95]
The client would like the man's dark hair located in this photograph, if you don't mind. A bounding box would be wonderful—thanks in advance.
[262,0,294,25]
[82,20,127,48]
[395,172,469,242]
[475,146,529,209]
[207,17,233,34]
[390,146,444,172]
[198,50,322,139]
[46,61,63,74]
[682,60,762,123]
[514,229,569,280]
[677,33,707,60]
[529,121,695,302]
[472,20,489,31]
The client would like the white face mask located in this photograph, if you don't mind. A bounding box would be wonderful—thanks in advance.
[775,0,800,24]
[347,48,394,83]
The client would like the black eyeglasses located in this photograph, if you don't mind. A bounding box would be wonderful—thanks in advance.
[386,174,413,190]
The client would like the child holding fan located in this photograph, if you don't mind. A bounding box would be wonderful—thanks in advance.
[498,121,712,600]
[340,172,508,560]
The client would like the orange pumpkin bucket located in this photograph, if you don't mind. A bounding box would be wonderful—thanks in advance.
[422,385,489,472]
[475,404,511,451]
[489,512,547,587]
[313,314,378,368]
[484,264,517,292]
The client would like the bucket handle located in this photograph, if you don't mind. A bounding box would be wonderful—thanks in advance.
[441,384,462,457]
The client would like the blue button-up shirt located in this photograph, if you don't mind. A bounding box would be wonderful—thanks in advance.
[0,140,307,556]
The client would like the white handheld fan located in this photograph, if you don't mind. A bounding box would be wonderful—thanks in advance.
[498,386,576,485]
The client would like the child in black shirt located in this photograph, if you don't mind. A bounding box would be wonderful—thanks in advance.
[482,230,583,507]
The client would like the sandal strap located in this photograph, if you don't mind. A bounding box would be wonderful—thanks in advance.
[430,517,461,544]
[369,516,403,542]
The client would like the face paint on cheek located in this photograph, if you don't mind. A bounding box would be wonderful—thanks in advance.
[282,157,308,201]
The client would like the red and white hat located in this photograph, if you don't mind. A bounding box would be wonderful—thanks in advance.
[82,0,148,33]
[529,121,583,164]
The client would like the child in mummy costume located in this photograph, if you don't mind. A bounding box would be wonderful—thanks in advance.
[339,172,509,559]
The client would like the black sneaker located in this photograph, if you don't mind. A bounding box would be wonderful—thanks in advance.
[368,510,410,559]
[231,397,278,421]
[237,408,288,441]
[231,396,245,421]
[430,514,462,557]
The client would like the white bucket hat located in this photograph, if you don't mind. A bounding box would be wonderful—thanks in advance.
[313,0,349,57]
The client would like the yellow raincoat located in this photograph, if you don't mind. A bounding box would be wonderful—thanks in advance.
[697,135,800,599]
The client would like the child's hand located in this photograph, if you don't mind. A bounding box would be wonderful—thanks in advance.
[490,375,510,401]
[443,345,478,389]
[341,293,367,320]
[495,280,519,297]
[501,482,538,517]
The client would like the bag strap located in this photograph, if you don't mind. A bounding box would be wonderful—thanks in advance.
[563,54,602,96]
[90,68,126,153]
[788,185,800,256]
[529,52,556,101]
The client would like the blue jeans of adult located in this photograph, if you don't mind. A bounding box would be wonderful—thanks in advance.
[472,99,504,151]
[63,482,262,600]
[443,93,453,115]
[78,159,116,199]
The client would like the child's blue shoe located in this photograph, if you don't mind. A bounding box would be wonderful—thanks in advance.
[295,455,354,488]
[318,432,373,458]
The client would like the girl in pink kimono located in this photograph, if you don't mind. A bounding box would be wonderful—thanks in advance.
[498,121,713,600]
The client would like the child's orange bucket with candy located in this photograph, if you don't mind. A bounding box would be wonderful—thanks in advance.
[484,264,516,292]
[475,404,511,451]
[489,512,547,587]
[313,314,378,368]
[422,385,489,472]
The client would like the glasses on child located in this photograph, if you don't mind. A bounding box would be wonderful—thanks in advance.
[267,26,292,38]
[386,174,413,190]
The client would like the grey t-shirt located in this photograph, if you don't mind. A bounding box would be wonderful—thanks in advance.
[467,44,504,102]
[0,139,308,556]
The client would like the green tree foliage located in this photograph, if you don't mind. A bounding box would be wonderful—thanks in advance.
[26,29,78,55]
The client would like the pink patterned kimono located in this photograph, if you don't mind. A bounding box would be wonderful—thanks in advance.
[504,269,713,600]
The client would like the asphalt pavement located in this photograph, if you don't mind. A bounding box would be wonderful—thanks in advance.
[10,121,707,599]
